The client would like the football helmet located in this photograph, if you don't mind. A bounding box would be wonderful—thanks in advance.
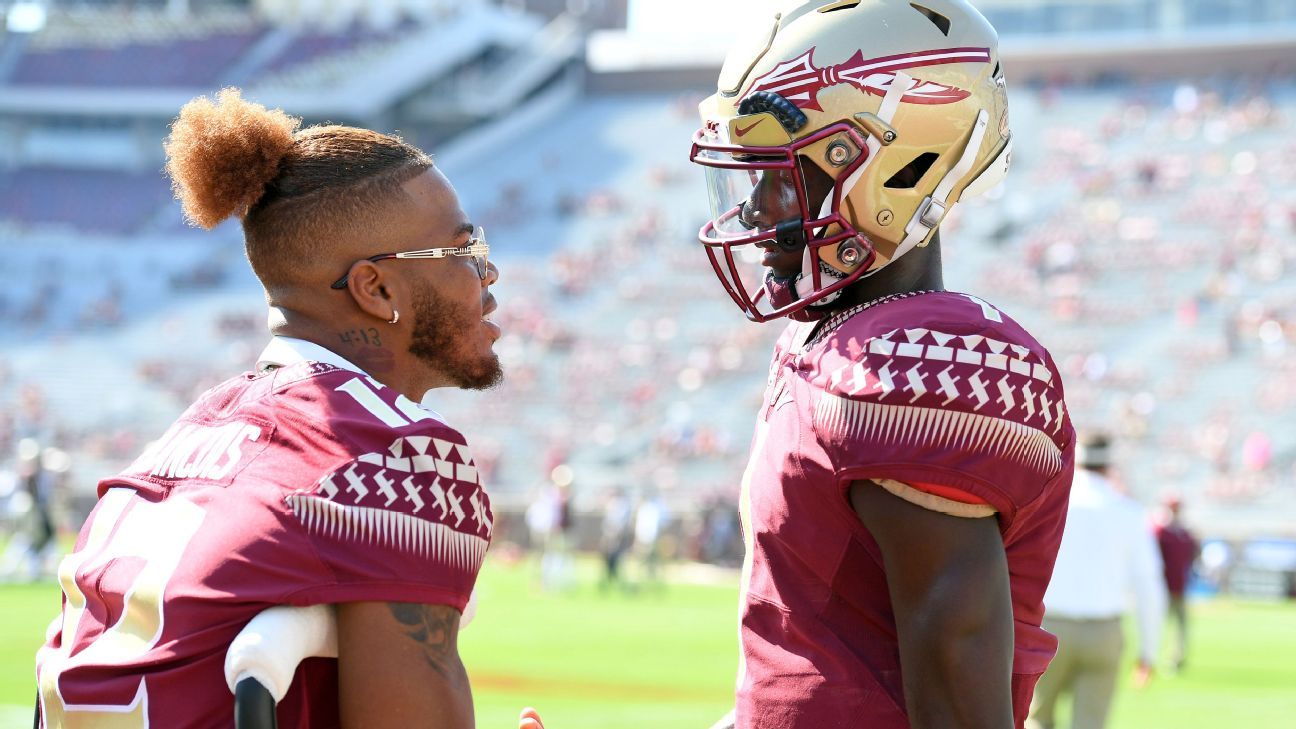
[690,0,1011,322]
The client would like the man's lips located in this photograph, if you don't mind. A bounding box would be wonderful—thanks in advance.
[758,243,801,274]
[481,296,501,340]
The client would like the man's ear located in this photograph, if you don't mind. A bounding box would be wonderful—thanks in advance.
[345,260,399,324]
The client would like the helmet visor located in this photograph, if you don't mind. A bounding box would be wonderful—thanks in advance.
[691,127,808,245]
[696,151,804,242]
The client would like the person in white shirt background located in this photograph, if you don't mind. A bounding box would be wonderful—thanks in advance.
[1028,432,1167,729]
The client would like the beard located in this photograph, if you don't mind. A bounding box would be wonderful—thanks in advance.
[407,282,503,390]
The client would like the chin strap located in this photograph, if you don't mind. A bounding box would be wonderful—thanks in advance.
[767,257,849,322]
[794,244,825,301]
[892,108,991,261]
[765,273,814,321]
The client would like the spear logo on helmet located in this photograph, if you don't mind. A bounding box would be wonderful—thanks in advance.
[741,46,992,111]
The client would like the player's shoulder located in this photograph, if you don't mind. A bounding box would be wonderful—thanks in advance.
[806,291,1067,436]
[822,291,1046,354]
[272,365,492,549]
[812,291,1055,370]
[265,364,488,537]
[264,361,467,454]
[115,364,466,492]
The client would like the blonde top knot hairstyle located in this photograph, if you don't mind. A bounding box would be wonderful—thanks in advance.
[163,87,433,288]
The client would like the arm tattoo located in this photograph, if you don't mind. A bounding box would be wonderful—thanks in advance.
[387,603,464,680]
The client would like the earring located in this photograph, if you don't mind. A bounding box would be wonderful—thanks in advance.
[388,310,400,325]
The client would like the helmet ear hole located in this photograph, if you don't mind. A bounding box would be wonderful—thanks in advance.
[909,3,952,35]
[818,0,861,13]
[884,152,939,189]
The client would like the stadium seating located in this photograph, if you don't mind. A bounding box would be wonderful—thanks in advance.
[10,31,265,87]
[261,21,416,77]
[4,7,265,87]
[0,3,1291,541]
[1,6,449,88]
[0,166,170,234]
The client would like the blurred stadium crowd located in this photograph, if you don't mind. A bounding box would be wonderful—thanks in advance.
[0,0,1293,595]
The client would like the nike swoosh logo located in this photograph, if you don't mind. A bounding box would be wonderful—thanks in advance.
[734,120,763,137]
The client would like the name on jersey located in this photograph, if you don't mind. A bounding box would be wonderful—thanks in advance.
[132,421,265,481]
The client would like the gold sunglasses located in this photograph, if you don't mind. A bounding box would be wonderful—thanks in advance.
[331,226,489,290]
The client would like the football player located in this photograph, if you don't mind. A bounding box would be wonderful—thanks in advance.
[688,2,1075,727]
[35,89,543,729]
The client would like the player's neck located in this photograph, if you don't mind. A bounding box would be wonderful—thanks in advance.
[271,302,469,401]
[831,237,945,311]
[269,308,431,396]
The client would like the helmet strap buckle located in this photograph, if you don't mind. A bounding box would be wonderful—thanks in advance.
[919,197,947,229]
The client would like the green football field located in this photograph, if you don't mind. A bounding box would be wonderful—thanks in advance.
[3,557,1295,729]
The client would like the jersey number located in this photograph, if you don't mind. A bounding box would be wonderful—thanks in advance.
[336,376,437,427]
[38,488,206,728]
[961,293,1004,323]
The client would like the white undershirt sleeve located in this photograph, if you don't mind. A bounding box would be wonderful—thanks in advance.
[875,479,998,519]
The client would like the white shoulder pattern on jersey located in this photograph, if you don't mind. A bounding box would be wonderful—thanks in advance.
[286,435,491,572]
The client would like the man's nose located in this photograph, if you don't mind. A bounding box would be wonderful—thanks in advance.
[742,200,774,233]
[749,173,799,226]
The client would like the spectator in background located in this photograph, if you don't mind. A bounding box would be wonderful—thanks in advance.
[1155,490,1199,672]
[527,469,573,592]
[0,438,60,581]
[1240,430,1273,474]
[598,486,634,593]
[1028,433,1166,729]
[698,492,741,567]
[633,488,667,591]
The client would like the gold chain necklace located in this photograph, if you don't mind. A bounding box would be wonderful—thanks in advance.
[805,289,942,350]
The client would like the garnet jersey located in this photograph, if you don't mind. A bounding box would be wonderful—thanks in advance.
[735,292,1075,729]
[36,339,492,728]
[1154,521,1197,597]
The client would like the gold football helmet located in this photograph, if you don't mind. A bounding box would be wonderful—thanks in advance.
[690,0,1011,322]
